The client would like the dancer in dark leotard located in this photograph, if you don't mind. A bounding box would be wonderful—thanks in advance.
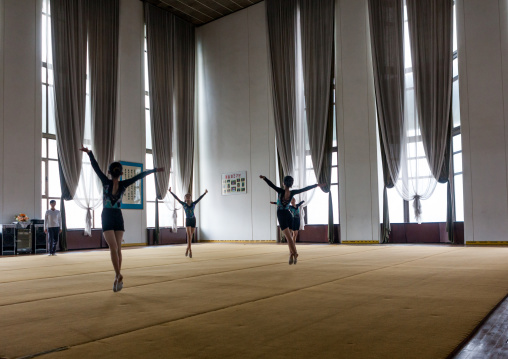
[80,146,163,292]
[261,175,323,264]
[289,198,305,244]
[168,187,208,258]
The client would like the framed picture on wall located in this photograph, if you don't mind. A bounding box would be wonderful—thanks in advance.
[119,161,144,209]
[222,171,247,196]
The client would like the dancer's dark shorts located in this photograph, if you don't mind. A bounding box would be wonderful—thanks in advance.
[277,209,293,231]
[102,208,125,232]
[291,217,301,231]
[186,217,196,228]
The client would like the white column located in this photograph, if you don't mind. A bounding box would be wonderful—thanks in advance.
[335,0,380,243]
[455,0,508,243]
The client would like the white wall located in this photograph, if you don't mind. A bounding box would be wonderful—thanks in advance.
[335,0,379,242]
[456,0,508,242]
[196,2,277,241]
[0,0,42,224]
[115,0,147,244]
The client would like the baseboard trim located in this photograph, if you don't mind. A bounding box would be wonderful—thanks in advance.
[466,241,508,245]
[198,240,277,243]
[122,243,146,247]
[341,240,379,244]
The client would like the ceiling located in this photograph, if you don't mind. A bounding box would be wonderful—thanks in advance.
[144,0,264,26]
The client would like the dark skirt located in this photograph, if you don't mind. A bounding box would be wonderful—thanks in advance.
[277,209,292,231]
[186,217,196,228]
[291,217,301,231]
[102,208,125,232]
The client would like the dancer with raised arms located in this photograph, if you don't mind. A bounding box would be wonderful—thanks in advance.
[261,175,323,264]
[168,187,208,258]
[80,146,164,292]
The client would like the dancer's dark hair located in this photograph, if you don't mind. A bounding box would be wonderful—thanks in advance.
[108,162,123,178]
[283,175,294,188]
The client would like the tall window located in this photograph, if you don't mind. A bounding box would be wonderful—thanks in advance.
[41,0,97,228]
[305,85,339,225]
[144,29,181,228]
[387,2,462,223]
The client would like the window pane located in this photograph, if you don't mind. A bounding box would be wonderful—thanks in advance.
[387,187,404,223]
[454,174,464,221]
[453,58,458,78]
[453,4,457,52]
[41,199,47,218]
[331,168,338,184]
[42,85,47,132]
[453,152,463,174]
[306,187,328,225]
[146,202,155,228]
[48,85,56,135]
[453,134,462,153]
[409,182,447,223]
[145,112,152,150]
[42,161,46,196]
[159,202,173,227]
[65,200,87,229]
[48,138,58,159]
[331,184,339,224]
[146,153,156,200]
[42,14,47,63]
[144,51,149,92]
[332,106,337,147]
[48,160,61,197]
[145,94,150,110]
[404,20,412,69]
[42,138,47,158]
[332,151,337,166]
[452,80,461,128]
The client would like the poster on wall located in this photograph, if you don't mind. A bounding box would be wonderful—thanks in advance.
[222,171,247,196]
[120,161,144,209]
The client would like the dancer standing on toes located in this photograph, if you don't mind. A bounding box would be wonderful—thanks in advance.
[168,187,208,258]
[80,146,164,292]
[289,198,305,246]
[261,175,323,265]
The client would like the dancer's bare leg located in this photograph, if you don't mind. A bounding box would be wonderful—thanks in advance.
[114,231,124,284]
[282,228,296,255]
[103,231,121,286]
[186,227,194,257]
[292,230,299,263]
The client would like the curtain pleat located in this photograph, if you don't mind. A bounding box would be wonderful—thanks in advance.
[145,3,174,199]
[266,0,298,176]
[173,17,195,196]
[50,0,87,199]
[407,0,453,238]
[299,0,334,193]
[368,0,405,242]
[88,0,119,175]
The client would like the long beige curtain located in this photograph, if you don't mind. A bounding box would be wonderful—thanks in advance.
[299,0,335,242]
[173,16,195,195]
[299,0,334,193]
[88,0,119,174]
[407,0,454,240]
[368,0,405,242]
[144,3,174,199]
[50,0,87,199]
[406,0,453,183]
[266,0,298,176]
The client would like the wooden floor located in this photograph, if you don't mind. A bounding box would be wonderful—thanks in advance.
[453,295,508,358]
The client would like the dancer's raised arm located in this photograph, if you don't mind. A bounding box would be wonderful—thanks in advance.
[168,187,185,205]
[80,147,108,185]
[259,175,283,193]
[122,167,163,187]
[193,189,208,205]
[292,183,325,195]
